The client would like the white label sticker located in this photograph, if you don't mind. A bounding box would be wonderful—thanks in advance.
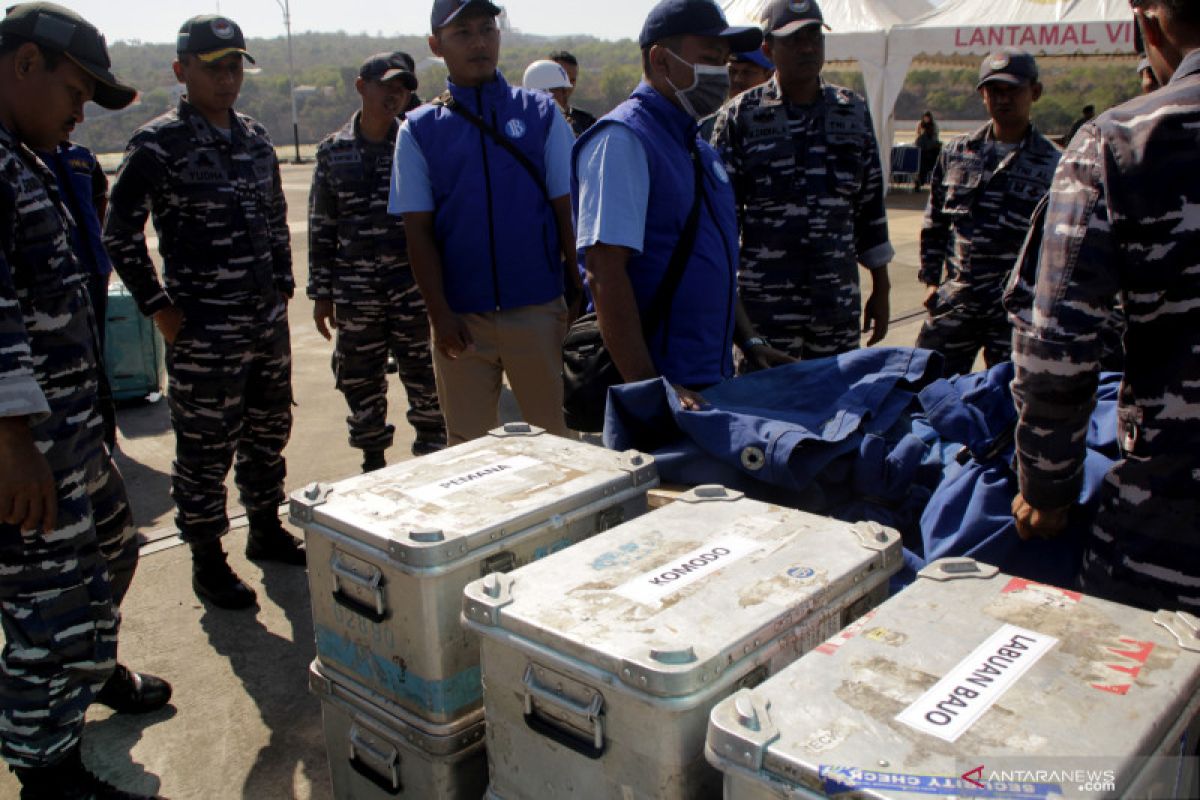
[896,624,1057,742]
[614,536,759,606]
[406,455,542,502]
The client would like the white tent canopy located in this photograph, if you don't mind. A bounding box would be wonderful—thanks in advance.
[884,1,1138,149]
[722,1,933,180]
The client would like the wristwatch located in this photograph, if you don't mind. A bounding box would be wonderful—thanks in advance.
[741,336,769,350]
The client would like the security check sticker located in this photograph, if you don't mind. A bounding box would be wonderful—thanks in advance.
[896,624,1057,742]
[613,536,760,606]
[406,455,543,503]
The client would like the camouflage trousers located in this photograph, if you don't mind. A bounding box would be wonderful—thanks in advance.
[915,302,1010,378]
[166,313,292,544]
[743,303,861,363]
[0,406,137,768]
[740,265,862,362]
[333,295,444,455]
[1079,454,1200,615]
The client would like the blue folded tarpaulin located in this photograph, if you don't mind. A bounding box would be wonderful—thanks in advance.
[603,348,1122,591]
[603,347,942,498]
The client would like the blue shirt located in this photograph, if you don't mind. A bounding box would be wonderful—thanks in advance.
[575,124,651,254]
[390,105,575,215]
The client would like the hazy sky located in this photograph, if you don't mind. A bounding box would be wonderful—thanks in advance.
[66,1,657,44]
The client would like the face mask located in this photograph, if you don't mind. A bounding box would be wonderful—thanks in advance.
[664,49,730,120]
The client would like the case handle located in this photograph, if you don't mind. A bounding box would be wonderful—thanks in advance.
[522,665,606,759]
[331,552,388,624]
[348,721,402,794]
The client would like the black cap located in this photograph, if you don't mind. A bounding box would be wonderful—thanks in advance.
[763,0,830,37]
[176,15,255,64]
[640,0,762,51]
[0,2,136,109]
[359,51,418,91]
[977,49,1039,89]
[430,0,501,31]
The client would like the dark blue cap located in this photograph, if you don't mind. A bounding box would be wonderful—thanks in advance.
[639,0,763,52]
[977,49,1039,89]
[733,50,774,71]
[430,0,500,31]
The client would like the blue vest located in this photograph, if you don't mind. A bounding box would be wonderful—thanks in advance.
[573,82,738,387]
[406,72,563,314]
[41,142,111,277]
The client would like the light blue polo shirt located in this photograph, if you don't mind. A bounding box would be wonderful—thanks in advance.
[574,124,651,254]
[389,111,576,215]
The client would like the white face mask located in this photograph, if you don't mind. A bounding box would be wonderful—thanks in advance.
[664,48,731,120]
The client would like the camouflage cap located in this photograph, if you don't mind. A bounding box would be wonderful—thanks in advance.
[0,2,136,109]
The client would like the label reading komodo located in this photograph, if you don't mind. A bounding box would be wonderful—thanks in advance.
[614,536,759,606]
[406,455,542,502]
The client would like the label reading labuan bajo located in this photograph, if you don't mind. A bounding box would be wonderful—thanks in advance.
[406,455,543,503]
[896,624,1058,743]
[613,536,760,606]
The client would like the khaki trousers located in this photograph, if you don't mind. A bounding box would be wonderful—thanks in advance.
[433,297,569,444]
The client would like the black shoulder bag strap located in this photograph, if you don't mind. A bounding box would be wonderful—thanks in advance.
[433,90,552,205]
[641,143,705,345]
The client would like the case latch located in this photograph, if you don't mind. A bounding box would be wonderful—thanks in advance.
[918,558,1000,582]
[850,521,900,553]
[462,572,517,627]
[289,482,332,524]
[488,422,544,438]
[679,485,744,504]
[707,689,780,771]
[1153,610,1200,653]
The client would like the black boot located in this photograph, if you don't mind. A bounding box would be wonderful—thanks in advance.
[245,509,306,566]
[96,664,173,714]
[410,437,446,457]
[13,743,160,799]
[191,540,257,609]
[361,449,386,473]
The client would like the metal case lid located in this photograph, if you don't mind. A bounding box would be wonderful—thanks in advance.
[706,559,1200,798]
[463,486,902,699]
[308,660,485,756]
[289,426,656,568]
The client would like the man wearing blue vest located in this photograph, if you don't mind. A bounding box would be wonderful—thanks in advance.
[391,0,579,444]
[574,0,791,409]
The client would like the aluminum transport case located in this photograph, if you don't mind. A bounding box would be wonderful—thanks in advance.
[461,486,903,799]
[706,558,1200,800]
[290,424,657,724]
[309,660,488,800]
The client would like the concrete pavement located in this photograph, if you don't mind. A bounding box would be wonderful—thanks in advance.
[0,164,936,799]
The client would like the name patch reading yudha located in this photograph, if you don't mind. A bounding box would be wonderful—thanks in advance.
[407,455,542,502]
[896,624,1057,742]
[614,536,759,605]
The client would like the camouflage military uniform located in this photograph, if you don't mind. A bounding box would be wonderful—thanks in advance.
[308,112,444,456]
[711,78,893,360]
[917,123,1060,377]
[104,99,294,545]
[1012,49,1200,614]
[0,122,137,768]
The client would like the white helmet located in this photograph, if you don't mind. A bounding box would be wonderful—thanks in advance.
[523,60,571,92]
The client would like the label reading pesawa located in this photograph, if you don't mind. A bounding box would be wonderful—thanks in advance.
[896,624,1057,742]
[614,536,760,606]
[406,455,542,502]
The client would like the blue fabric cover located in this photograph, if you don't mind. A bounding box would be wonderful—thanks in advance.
[603,349,1121,591]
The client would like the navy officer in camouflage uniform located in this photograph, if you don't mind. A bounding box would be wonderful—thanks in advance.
[917,49,1060,378]
[309,53,446,472]
[0,4,170,797]
[105,15,304,612]
[711,0,893,363]
[1012,0,1200,614]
